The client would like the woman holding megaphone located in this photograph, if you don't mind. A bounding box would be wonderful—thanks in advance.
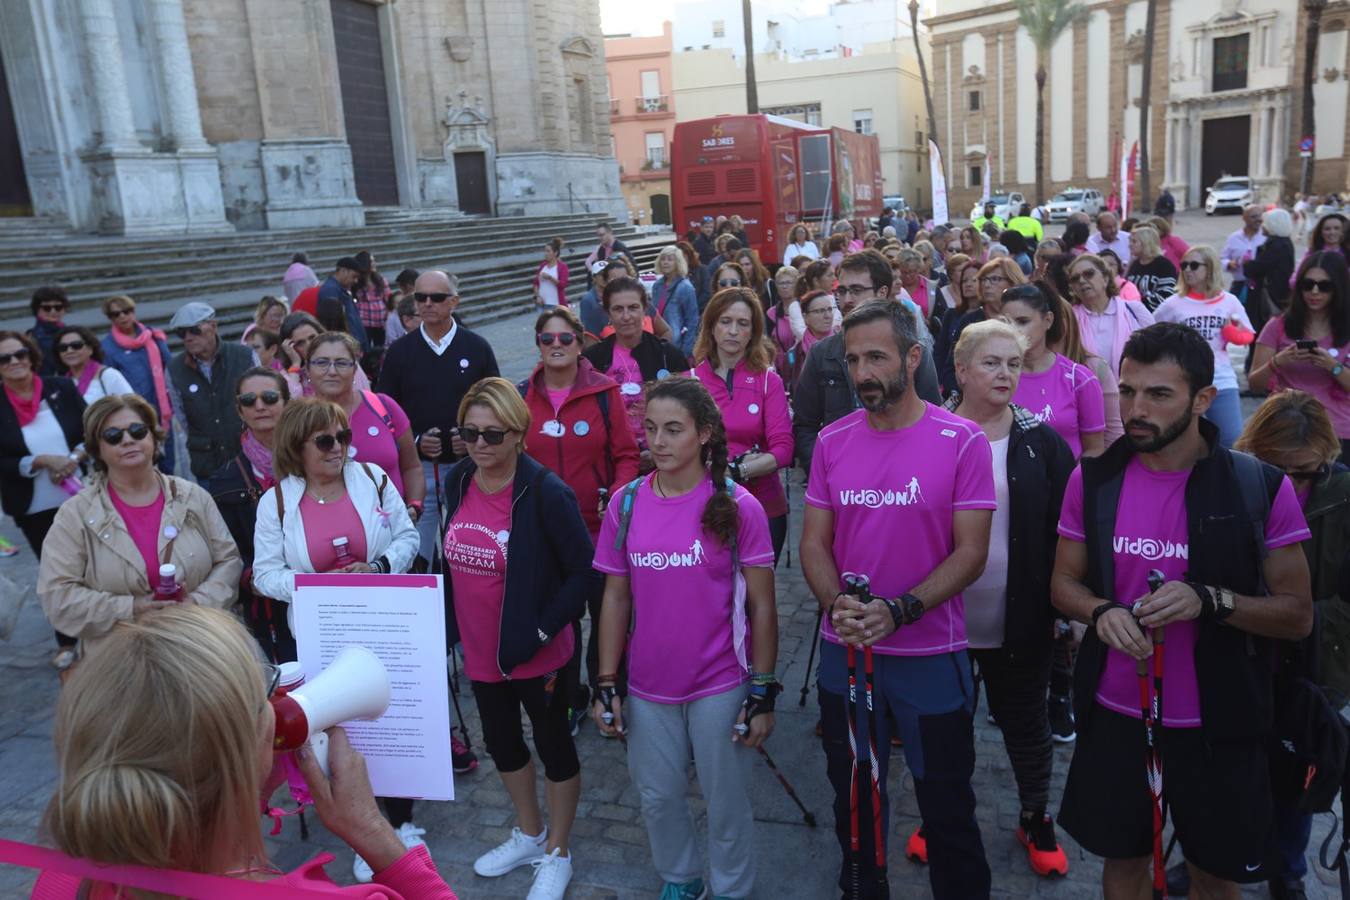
[33,605,461,897]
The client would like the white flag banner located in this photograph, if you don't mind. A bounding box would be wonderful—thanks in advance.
[1120,145,1132,222]
[980,156,991,205]
[929,140,949,224]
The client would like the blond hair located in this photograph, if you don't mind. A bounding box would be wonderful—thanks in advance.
[83,394,166,473]
[458,377,530,452]
[101,294,136,318]
[1180,245,1227,298]
[1130,225,1161,261]
[43,606,267,877]
[657,245,689,279]
[953,319,1027,369]
[273,397,350,479]
[1236,390,1342,465]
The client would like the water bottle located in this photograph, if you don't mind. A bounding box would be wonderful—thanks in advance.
[155,563,183,602]
[332,537,354,568]
[60,474,83,496]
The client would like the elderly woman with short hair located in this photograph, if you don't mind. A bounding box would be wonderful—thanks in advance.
[37,393,241,664]
[652,245,700,358]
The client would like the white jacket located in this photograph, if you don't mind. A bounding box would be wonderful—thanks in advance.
[252,461,419,603]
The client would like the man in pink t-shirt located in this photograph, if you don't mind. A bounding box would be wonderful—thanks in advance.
[800,301,995,898]
[1052,323,1313,897]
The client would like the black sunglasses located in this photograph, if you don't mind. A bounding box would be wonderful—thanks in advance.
[39,303,66,314]
[238,390,283,408]
[56,340,86,353]
[1180,260,1206,271]
[0,349,32,365]
[107,307,134,319]
[458,426,511,446]
[717,279,741,287]
[1300,278,1334,294]
[175,325,204,338]
[101,422,151,445]
[537,332,577,346]
[309,429,353,452]
[1285,463,1331,484]
[414,292,454,304]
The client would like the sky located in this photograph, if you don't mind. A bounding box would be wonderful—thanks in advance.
[600,0,835,38]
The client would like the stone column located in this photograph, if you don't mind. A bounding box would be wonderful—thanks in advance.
[147,0,208,150]
[77,0,139,151]
[1165,117,1176,185]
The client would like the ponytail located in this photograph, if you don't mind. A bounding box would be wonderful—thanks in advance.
[646,377,740,548]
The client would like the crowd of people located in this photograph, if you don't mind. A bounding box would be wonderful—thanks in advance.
[8,196,1350,900]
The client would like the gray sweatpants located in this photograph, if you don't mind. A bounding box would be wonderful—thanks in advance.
[627,685,756,898]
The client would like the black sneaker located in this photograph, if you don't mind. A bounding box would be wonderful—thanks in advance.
[1048,696,1076,743]
[451,728,478,774]
[1269,876,1307,900]
[568,706,588,737]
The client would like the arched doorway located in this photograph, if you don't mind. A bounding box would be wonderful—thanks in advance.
[651,193,671,226]
[0,42,32,217]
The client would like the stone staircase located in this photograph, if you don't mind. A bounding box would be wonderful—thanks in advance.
[0,211,671,341]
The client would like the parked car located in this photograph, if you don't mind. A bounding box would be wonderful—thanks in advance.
[968,192,1026,222]
[1046,188,1104,223]
[883,194,907,214]
[1204,176,1254,215]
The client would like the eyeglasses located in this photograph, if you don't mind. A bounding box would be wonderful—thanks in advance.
[1180,260,1206,271]
[805,306,835,317]
[106,308,134,319]
[307,357,356,372]
[457,426,512,446]
[175,326,204,338]
[979,275,1010,285]
[56,340,87,353]
[717,279,741,288]
[414,292,455,304]
[0,349,31,365]
[537,332,577,346]
[39,303,66,314]
[1300,278,1334,294]
[1284,463,1330,484]
[1069,271,1097,284]
[101,422,151,445]
[835,285,876,298]
[238,390,283,408]
[308,429,353,452]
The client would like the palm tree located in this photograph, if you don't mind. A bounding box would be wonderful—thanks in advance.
[909,1,942,186]
[1015,0,1090,207]
[1137,0,1158,207]
[1301,0,1328,193]
[743,0,758,113]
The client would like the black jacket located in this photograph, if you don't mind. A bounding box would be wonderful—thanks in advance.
[1074,419,1289,742]
[0,376,86,518]
[1243,235,1295,305]
[441,453,598,676]
[582,332,688,382]
[168,341,255,481]
[207,452,266,567]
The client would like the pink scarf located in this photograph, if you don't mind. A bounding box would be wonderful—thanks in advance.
[111,324,172,423]
[240,430,275,488]
[6,375,43,427]
[75,363,102,397]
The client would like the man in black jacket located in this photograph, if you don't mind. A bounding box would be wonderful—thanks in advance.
[317,257,369,352]
[1052,323,1312,898]
[584,223,631,270]
[166,302,257,481]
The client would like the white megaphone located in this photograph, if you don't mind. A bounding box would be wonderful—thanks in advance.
[271,646,390,775]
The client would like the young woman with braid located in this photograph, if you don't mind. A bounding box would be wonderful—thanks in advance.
[591,377,779,900]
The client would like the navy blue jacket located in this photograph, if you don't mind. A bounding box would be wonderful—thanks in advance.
[317,275,370,352]
[442,453,598,675]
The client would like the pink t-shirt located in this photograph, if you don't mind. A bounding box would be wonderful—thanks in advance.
[694,360,794,518]
[608,343,647,448]
[445,481,575,683]
[545,387,570,414]
[348,393,412,498]
[298,493,368,573]
[1012,353,1105,458]
[805,405,997,656]
[109,485,166,591]
[1257,316,1350,439]
[593,475,774,704]
[1058,459,1310,727]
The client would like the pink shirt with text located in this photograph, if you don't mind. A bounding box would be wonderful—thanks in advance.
[805,405,997,656]
[694,360,794,518]
[298,493,368,573]
[593,475,774,704]
[348,393,412,498]
[1058,459,1309,727]
[1012,353,1105,458]
[445,481,575,683]
[109,485,166,591]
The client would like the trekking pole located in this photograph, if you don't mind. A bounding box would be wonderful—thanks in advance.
[1138,569,1166,900]
[864,641,888,898]
[800,609,822,707]
[842,575,871,900]
[748,743,818,827]
[432,452,474,752]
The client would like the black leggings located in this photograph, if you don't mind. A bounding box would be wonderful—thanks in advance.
[16,508,74,648]
[563,577,627,710]
[768,513,788,567]
[472,675,580,782]
[970,639,1055,815]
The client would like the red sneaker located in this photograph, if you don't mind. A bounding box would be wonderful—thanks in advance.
[904,826,927,864]
[1017,812,1069,877]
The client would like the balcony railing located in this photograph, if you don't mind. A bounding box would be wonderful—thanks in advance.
[608,98,620,116]
[635,95,670,114]
[643,150,668,170]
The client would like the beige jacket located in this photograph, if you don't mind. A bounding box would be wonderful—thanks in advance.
[38,473,242,657]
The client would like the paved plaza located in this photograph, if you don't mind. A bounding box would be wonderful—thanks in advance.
[0,210,1332,898]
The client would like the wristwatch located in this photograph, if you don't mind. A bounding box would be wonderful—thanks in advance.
[1332,363,1345,377]
[898,593,924,625]
[537,627,551,645]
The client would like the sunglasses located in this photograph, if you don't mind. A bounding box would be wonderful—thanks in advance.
[457,426,512,446]
[56,340,87,353]
[101,422,151,445]
[0,349,31,365]
[414,292,454,304]
[309,429,353,452]
[238,390,283,408]
[1300,278,1334,294]
[1180,261,1206,271]
[39,303,66,314]
[1069,271,1097,283]
[307,357,356,372]
[717,279,741,287]
[106,308,134,319]
[175,325,204,338]
[537,332,577,347]
[1285,463,1330,483]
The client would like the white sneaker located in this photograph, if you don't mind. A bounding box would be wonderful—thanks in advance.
[473,826,547,877]
[526,848,573,900]
[353,822,426,884]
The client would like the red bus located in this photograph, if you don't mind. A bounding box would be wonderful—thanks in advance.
[671,114,883,265]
